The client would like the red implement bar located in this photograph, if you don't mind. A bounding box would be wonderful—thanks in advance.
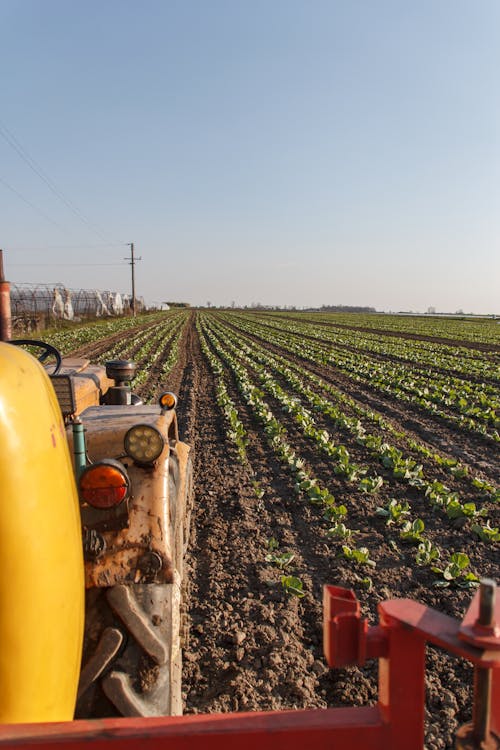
[0,582,498,750]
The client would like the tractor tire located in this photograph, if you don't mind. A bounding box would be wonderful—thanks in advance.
[173,451,193,650]
[182,453,194,556]
[76,577,182,718]
[169,447,193,564]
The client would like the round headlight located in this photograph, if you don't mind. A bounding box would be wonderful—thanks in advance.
[124,424,165,464]
[79,459,130,509]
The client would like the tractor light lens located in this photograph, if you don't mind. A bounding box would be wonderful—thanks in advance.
[79,460,130,509]
[124,424,165,464]
[159,391,177,410]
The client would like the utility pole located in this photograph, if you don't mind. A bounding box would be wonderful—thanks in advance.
[0,249,12,341]
[125,243,141,316]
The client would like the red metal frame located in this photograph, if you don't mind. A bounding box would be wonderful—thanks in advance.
[1,585,498,750]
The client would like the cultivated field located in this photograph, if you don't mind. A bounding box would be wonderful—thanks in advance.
[47,309,499,750]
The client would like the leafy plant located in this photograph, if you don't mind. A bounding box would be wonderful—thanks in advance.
[471,521,500,543]
[266,551,295,569]
[327,522,353,540]
[472,477,500,502]
[280,575,305,598]
[415,539,440,565]
[353,572,373,590]
[341,545,376,567]
[399,519,425,544]
[375,498,410,526]
[359,475,384,494]
[252,481,265,500]
[323,500,348,522]
[432,553,479,588]
[445,500,487,526]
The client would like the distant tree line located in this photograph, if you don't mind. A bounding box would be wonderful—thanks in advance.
[312,304,376,313]
[203,303,377,312]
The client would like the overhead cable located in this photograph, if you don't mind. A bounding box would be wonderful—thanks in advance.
[0,119,119,244]
[10,262,126,267]
[9,243,125,251]
[0,173,68,231]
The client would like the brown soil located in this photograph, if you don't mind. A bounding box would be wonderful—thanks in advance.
[172,314,497,749]
[71,312,499,749]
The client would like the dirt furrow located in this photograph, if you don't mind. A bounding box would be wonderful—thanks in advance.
[178,324,329,712]
[228,322,499,481]
[59,311,497,749]
[179,316,496,749]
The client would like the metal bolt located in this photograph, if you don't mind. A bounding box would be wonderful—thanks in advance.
[473,579,496,747]
[478,578,496,628]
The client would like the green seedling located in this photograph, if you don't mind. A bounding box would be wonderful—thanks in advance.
[327,522,353,540]
[341,545,376,567]
[252,481,265,500]
[280,575,305,598]
[415,539,440,566]
[471,521,500,543]
[375,498,411,526]
[445,500,487,526]
[265,551,295,569]
[323,501,348,522]
[432,553,480,588]
[399,519,425,544]
[359,475,384,494]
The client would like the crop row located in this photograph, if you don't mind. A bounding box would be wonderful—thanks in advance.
[45,310,186,354]
[208,314,499,510]
[291,311,500,346]
[205,314,498,527]
[198,313,494,590]
[262,312,499,383]
[224,312,500,441]
[45,310,189,399]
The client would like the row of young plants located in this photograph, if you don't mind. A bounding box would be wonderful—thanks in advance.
[79,312,188,394]
[44,310,178,353]
[221,313,498,502]
[203,314,484,586]
[265,312,499,383]
[198,320,249,463]
[226,313,500,506]
[198,315,367,588]
[198,313,484,589]
[207,314,498,542]
[132,314,188,391]
[293,311,500,346]
[227,312,500,442]
[223,314,500,494]
[197,317,308,597]
[45,311,187,399]
[245,313,500,427]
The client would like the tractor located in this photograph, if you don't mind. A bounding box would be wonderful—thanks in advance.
[1,338,192,721]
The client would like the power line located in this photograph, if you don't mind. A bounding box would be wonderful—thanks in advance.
[9,243,126,251]
[9,262,126,267]
[0,119,119,244]
[0,174,68,231]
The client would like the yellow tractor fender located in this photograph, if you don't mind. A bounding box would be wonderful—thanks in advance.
[0,342,84,723]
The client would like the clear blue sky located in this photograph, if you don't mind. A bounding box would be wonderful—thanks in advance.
[1,1,499,313]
